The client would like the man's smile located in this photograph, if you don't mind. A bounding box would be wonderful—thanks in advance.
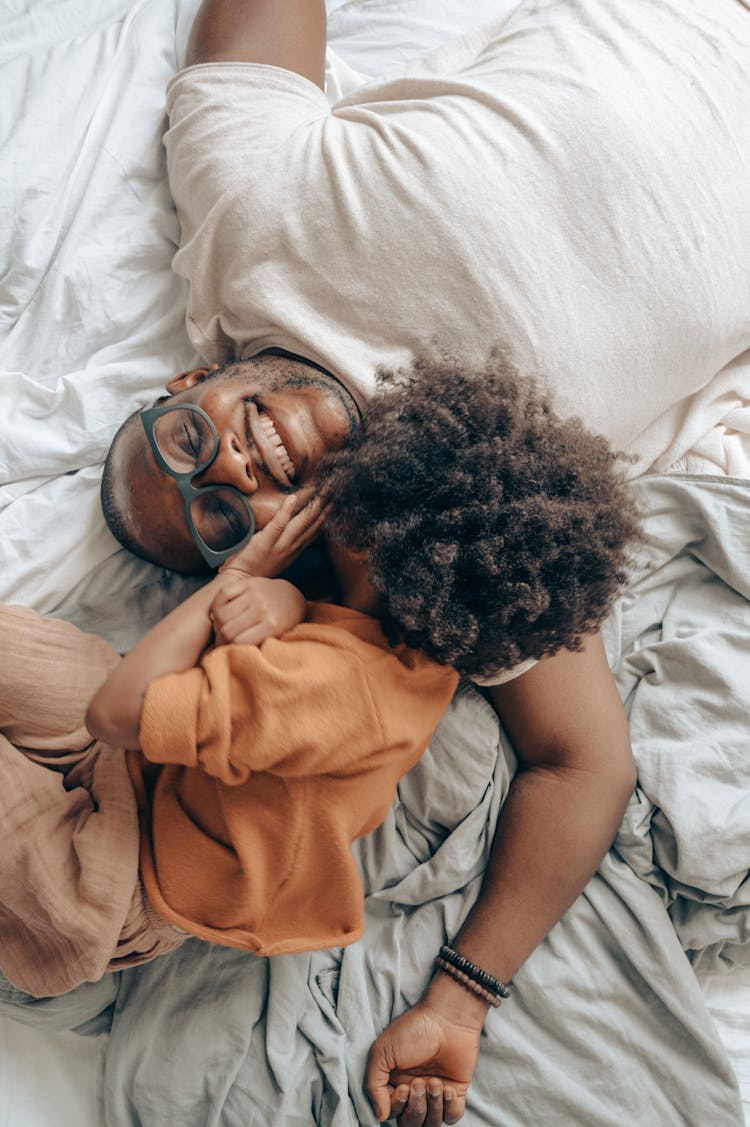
[258,404,297,479]
[246,400,298,487]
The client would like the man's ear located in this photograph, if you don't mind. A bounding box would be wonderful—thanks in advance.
[165,364,220,395]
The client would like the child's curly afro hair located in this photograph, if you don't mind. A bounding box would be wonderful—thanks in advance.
[319,351,641,677]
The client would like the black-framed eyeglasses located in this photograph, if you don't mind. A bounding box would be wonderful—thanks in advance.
[140,402,256,568]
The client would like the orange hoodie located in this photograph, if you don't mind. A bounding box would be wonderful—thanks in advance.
[128,602,458,955]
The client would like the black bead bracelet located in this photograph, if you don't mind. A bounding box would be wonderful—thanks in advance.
[438,944,512,999]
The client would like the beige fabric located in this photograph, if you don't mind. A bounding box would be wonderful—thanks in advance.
[165,0,750,479]
[0,606,182,998]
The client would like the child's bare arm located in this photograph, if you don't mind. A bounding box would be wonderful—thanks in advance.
[85,580,220,749]
[86,495,323,750]
[366,634,636,1125]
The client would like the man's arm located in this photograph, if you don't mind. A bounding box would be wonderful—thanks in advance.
[365,632,636,1126]
[186,0,327,89]
[449,631,636,990]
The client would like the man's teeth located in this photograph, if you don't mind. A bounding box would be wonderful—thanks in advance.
[259,413,296,477]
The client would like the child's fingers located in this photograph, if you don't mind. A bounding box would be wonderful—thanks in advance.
[399,1080,428,1125]
[279,495,329,550]
[220,496,300,573]
[282,491,323,529]
[425,1078,445,1127]
[218,490,327,579]
[224,620,280,648]
[275,492,306,523]
[248,493,321,555]
[388,1079,449,1127]
[217,599,260,628]
[210,576,247,613]
[210,589,231,615]
[443,1086,465,1125]
[388,1085,410,1121]
[250,494,301,543]
[210,603,261,645]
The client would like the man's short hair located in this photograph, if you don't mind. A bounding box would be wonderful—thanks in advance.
[100,408,148,558]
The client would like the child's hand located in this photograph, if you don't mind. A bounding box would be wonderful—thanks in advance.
[388,1078,453,1126]
[209,575,306,647]
[220,490,328,580]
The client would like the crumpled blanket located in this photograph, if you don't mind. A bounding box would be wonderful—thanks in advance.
[90,473,748,1126]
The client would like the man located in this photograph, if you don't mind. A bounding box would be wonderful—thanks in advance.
[101,0,750,574]
[98,0,750,1124]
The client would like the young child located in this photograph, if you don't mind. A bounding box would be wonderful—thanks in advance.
[0,356,639,1012]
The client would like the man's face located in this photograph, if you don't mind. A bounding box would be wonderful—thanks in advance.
[107,356,358,572]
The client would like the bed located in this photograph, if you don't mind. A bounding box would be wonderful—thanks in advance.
[1,1,749,1124]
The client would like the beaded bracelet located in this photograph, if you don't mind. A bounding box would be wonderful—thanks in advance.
[438,944,512,1000]
[435,956,502,1007]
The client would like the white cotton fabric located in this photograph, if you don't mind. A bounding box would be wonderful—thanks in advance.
[470,656,538,687]
[165,0,750,478]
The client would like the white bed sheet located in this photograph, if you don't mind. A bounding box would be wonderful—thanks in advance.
[0,1023,106,1127]
[0,1,748,1123]
[700,968,750,1123]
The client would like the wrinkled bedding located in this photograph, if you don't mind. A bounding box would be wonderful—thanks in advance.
[4,473,747,1125]
[1,0,750,1124]
[86,473,748,1127]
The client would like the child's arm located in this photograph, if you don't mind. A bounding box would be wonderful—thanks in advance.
[86,495,323,750]
[365,633,636,1125]
[85,575,304,750]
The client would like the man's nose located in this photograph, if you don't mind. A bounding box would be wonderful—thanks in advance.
[193,431,258,493]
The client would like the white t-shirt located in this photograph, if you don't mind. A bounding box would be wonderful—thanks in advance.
[165,0,750,481]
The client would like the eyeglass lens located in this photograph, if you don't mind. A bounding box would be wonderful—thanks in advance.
[152,407,254,551]
[190,489,254,551]
[151,407,216,475]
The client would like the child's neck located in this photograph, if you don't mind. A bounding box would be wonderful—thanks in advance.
[324,540,378,616]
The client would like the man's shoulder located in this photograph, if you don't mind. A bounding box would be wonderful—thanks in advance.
[167,61,328,120]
